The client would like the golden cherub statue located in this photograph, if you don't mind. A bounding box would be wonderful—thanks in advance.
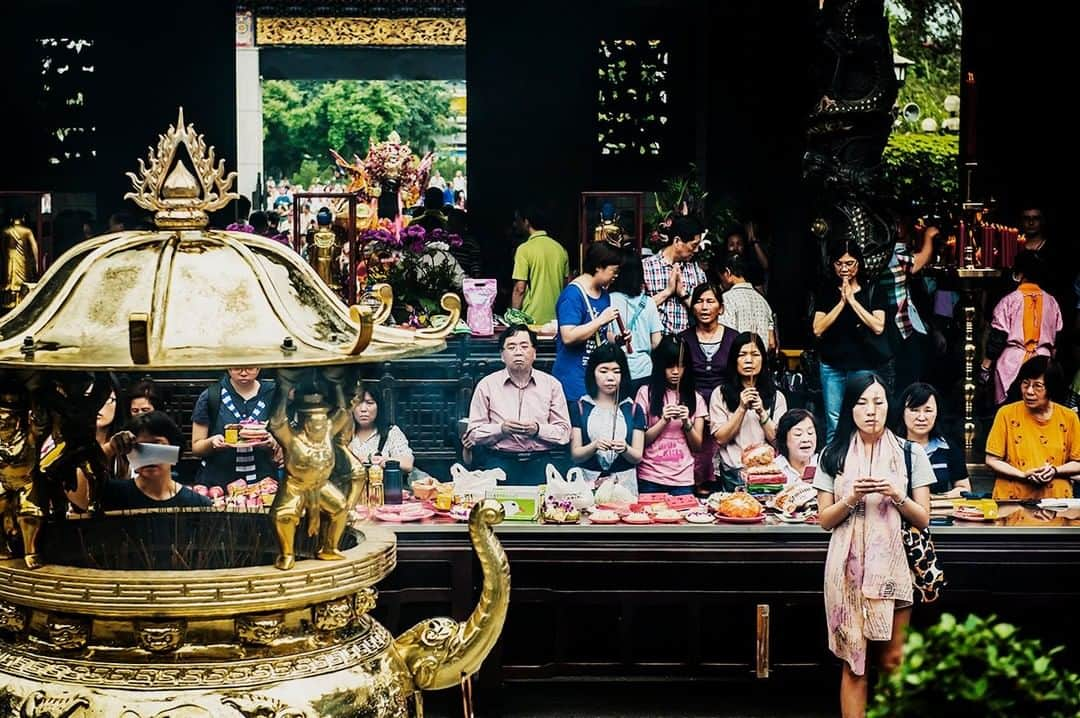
[0,377,47,567]
[268,367,359,570]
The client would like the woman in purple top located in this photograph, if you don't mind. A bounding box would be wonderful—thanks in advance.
[680,283,736,494]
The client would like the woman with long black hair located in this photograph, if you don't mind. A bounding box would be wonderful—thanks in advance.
[709,332,787,491]
[633,335,705,496]
[814,372,933,718]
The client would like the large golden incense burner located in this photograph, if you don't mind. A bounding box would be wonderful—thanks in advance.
[0,110,506,717]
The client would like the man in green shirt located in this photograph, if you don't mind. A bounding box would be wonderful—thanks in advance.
[511,207,569,325]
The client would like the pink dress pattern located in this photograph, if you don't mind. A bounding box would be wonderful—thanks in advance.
[823,432,913,676]
[990,287,1062,405]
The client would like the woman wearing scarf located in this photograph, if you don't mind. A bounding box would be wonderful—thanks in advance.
[981,250,1062,406]
[813,372,933,718]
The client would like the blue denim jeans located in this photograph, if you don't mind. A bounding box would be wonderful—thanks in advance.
[820,361,896,442]
[636,478,694,496]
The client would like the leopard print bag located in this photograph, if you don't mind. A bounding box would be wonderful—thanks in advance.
[901,441,946,603]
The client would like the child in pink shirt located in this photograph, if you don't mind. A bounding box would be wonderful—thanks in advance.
[635,335,706,495]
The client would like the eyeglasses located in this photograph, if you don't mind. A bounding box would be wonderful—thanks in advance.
[833,259,857,268]
[1021,380,1047,391]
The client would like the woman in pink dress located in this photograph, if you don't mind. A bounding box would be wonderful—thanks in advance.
[813,372,933,718]
[981,250,1062,405]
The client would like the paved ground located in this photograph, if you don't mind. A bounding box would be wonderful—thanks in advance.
[425,682,836,717]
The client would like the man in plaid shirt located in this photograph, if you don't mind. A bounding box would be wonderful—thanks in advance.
[642,216,706,334]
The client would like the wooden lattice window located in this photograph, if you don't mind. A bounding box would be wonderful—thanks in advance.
[36,37,95,167]
[597,39,668,157]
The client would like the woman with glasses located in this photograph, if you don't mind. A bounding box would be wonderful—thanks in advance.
[985,356,1080,500]
[812,241,890,440]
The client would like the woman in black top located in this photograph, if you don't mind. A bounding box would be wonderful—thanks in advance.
[812,241,889,441]
[680,283,736,494]
[896,382,970,497]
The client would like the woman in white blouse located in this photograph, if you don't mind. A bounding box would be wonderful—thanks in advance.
[347,388,415,474]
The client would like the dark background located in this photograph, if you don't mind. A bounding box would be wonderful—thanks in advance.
[0,0,1068,343]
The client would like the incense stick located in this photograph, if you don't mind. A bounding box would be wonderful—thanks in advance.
[675,339,685,395]
[612,385,620,440]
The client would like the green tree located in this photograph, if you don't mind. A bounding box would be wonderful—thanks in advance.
[887,0,962,130]
[261,80,456,181]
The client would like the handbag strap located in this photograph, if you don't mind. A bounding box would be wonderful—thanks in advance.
[627,295,649,331]
[904,439,913,498]
[573,281,603,346]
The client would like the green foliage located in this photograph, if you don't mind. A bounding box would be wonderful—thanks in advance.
[886,0,962,131]
[384,252,461,319]
[434,156,467,183]
[262,80,456,180]
[869,613,1080,718]
[289,157,334,189]
[644,164,740,265]
[882,133,959,214]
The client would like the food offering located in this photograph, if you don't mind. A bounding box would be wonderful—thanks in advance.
[713,491,765,524]
[374,503,435,522]
[621,510,653,525]
[587,508,621,525]
[684,510,715,524]
[767,481,819,523]
[740,444,787,500]
[542,495,581,524]
[953,504,992,522]
[410,476,441,501]
[652,507,684,524]
[223,419,270,447]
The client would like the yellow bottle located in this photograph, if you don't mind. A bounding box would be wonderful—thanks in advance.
[368,465,384,509]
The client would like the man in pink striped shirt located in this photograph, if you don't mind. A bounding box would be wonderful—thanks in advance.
[464,326,571,485]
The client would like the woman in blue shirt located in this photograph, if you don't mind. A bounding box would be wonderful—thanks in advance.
[896,382,970,497]
[552,242,624,402]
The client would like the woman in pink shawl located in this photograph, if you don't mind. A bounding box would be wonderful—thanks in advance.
[813,372,933,717]
[980,251,1062,405]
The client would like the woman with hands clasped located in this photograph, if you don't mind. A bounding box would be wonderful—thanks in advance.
[633,336,705,496]
[709,332,787,491]
[813,373,933,718]
[570,343,646,493]
[812,241,889,441]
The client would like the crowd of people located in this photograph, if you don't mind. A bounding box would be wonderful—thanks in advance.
[62,369,417,514]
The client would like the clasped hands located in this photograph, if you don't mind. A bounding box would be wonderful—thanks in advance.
[738,387,768,419]
[594,437,628,453]
[501,420,539,438]
[1026,463,1058,484]
[839,276,860,304]
[661,404,690,423]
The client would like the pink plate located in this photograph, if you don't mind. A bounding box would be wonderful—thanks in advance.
[652,515,684,524]
[715,514,765,524]
[621,515,653,525]
[588,516,622,525]
[374,507,434,522]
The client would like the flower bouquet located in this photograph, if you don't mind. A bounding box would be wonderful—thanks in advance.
[358,220,464,326]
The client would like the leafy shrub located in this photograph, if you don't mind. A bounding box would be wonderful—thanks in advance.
[882,133,959,216]
[869,613,1080,718]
